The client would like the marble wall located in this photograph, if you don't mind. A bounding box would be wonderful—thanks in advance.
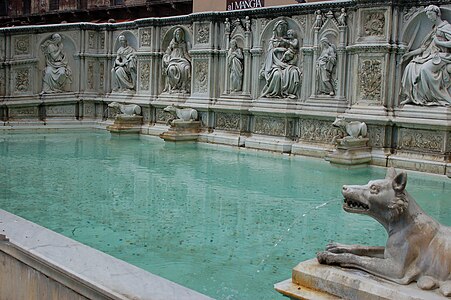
[0,0,450,175]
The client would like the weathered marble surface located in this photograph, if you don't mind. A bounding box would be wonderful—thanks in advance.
[275,259,449,300]
[0,209,212,300]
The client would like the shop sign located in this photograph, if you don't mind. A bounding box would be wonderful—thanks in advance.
[227,0,264,11]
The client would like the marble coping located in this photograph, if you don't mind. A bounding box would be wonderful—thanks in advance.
[0,209,213,300]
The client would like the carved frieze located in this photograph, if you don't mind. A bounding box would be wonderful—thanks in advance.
[100,35,105,50]
[196,23,209,44]
[15,36,30,56]
[99,62,104,89]
[362,11,385,37]
[194,60,208,93]
[140,62,150,90]
[216,112,240,131]
[399,129,443,152]
[15,68,30,93]
[46,105,76,116]
[156,108,172,124]
[254,116,285,136]
[87,61,94,90]
[88,32,96,49]
[10,107,37,117]
[301,119,340,143]
[140,29,151,47]
[83,103,95,117]
[367,125,384,148]
[359,59,382,103]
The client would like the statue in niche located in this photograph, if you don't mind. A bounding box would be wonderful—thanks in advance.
[111,35,137,92]
[401,5,451,106]
[316,37,337,96]
[41,33,72,93]
[313,10,324,29]
[337,8,347,27]
[163,27,191,94]
[260,20,302,99]
[227,39,244,92]
[318,168,451,297]
[225,18,231,35]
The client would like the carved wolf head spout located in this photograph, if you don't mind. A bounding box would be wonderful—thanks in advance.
[342,168,408,226]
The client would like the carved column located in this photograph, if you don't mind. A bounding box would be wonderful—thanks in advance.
[336,25,347,99]
[242,30,252,96]
[310,28,320,97]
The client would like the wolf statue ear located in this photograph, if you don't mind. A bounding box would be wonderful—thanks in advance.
[392,171,407,192]
[385,167,397,179]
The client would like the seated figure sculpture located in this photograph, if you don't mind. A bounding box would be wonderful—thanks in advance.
[317,168,451,296]
[163,28,191,94]
[111,35,137,92]
[401,5,451,106]
[260,20,302,99]
[41,33,72,93]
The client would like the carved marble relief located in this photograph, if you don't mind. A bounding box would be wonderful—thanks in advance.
[216,112,240,131]
[83,103,95,117]
[15,68,30,92]
[156,108,173,124]
[227,39,244,92]
[194,60,208,93]
[400,5,451,106]
[254,116,285,136]
[10,107,37,117]
[140,62,150,90]
[196,23,209,44]
[100,35,105,50]
[293,15,306,28]
[87,61,94,90]
[362,11,385,37]
[140,29,151,47]
[163,27,191,94]
[260,19,302,99]
[88,32,96,49]
[337,8,347,27]
[46,105,76,116]
[403,7,422,23]
[111,35,136,92]
[399,128,443,152]
[313,10,325,30]
[316,37,337,96]
[41,33,72,93]
[15,36,30,56]
[367,125,384,148]
[301,119,340,143]
[99,62,104,89]
[359,59,382,102]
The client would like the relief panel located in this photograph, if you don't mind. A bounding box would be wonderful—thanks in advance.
[46,105,76,117]
[398,128,443,153]
[193,60,208,94]
[13,35,31,57]
[300,119,340,144]
[358,58,383,104]
[216,112,240,131]
[254,116,285,136]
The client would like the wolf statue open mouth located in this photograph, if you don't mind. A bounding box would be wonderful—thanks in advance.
[318,168,451,297]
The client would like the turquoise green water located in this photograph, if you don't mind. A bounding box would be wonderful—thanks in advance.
[0,131,450,299]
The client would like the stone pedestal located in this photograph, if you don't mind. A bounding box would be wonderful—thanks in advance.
[275,259,447,300]
[326,137,371,166]
[159,120,201,142]
[106,115,143,134]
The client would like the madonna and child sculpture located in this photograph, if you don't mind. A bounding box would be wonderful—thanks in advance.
[111,35,137,92]
[163,28,191,94]
[317,168,451,297]
[401,5,451,106]
[41,33,72,93]
[260,20,302,99]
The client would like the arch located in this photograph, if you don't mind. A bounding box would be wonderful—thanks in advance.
[161,26,192,52]
[113,31,137,52]
[259,17,305,49]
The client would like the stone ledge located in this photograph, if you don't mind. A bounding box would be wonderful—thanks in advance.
[0,209,213,300]
[276,259,448,300]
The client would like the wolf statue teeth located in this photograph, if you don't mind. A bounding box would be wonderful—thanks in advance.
[317,168,451,297]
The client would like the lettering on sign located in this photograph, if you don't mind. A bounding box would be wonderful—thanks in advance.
[227,0,264,11]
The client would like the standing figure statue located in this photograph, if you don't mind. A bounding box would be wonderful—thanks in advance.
[111,35,137,92]
[337,8,347,27]
[227,39,244,92]
[163,27,191,94]
[41,33,72,93]
[401,5,451,106]
[317,37,337,96]
[260,20,302,99]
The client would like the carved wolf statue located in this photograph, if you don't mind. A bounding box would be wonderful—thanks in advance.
[317,168,451,296]
[332,117,367,139]
[163,104,198,123]
[108,102,141,116]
